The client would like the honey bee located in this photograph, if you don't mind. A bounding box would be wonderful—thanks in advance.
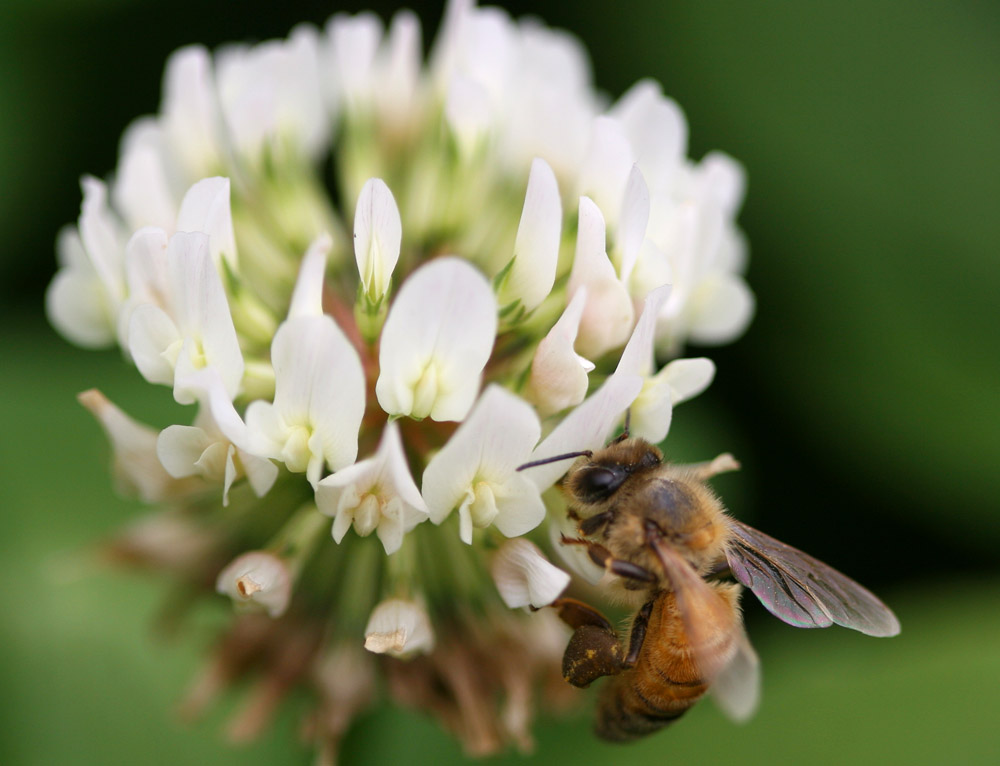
[519,433,900,741]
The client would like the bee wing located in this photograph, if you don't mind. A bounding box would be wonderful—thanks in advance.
[650,539,738,680]
[725,520,900,637]
[710,625,760,723]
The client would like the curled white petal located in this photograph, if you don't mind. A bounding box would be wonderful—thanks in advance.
[376,257,497,422]
[526,288,593,416]
[615,284,672,379]
[288,233,332,319]
[618,164,650,283]
[568,196,634,358]
[364,598,435,658]
[216,551,291,618]
[175,176,238,271]
[491,539,570,609]
[497,157,562,313]
[354,178,402,302]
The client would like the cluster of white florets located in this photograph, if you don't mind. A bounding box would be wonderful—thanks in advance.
[47,0,752,752]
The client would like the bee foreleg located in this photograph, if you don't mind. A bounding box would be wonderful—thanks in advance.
[551,598,626,688]
[560,535,656,584]
[623,599,655,668]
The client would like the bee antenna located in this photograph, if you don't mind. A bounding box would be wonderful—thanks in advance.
[516,451,593,471]
[610,409,632,445]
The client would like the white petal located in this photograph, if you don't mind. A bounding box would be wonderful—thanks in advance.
[377,420,429,515]
[45,268,116,349]
[525,373,644,492]
[166,232,244,402]
[629,376,674,444]
[374,11,423,126]
[492,539,570,609]
[326,13,383,109]
[497,157,561,312]
[568,197,634,358]
[175,177,238,271]
[527,288,592,416]
[78,176,126,297]
[618,164,650,283]
[698,151,747,217]
[364,598,434,658]
[354,178,402,301]
[112,118,177,231]
[688,273,755,345]
[156,425,214,478]
[161,46,225,178]
[492,473,547,538]
[216,551,291,618]
[288,233,332,319]
[611,80,687,191]
[123,227,170,304]
[240,451,279,497]
[267,315,366,477]
[577,116,633,227]
[665,357,716,404]
[421,385,540,524]
[444,74,492,152]
[216,28,327,164]
[376,258,497,422]
[615,283,672,379]
[128,303,181,387]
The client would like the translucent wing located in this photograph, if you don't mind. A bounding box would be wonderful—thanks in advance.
[725,520,900,637]
[710,625,760,723]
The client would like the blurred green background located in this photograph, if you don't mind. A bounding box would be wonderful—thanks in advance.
[2,0,998,763]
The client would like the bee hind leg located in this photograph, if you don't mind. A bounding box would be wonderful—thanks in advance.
[623,599,654,667]
[550,597,626,688]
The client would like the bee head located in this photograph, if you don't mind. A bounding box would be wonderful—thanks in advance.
[564,438,663,507]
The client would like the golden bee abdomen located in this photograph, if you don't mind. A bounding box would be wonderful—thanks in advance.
[595,591,733,742]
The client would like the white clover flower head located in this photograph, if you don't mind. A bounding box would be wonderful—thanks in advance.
[51,0,753,756]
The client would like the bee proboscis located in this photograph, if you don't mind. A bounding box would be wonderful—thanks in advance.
[519,434,900,741]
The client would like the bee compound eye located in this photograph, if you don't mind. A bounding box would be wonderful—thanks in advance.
[580,466,621,499]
